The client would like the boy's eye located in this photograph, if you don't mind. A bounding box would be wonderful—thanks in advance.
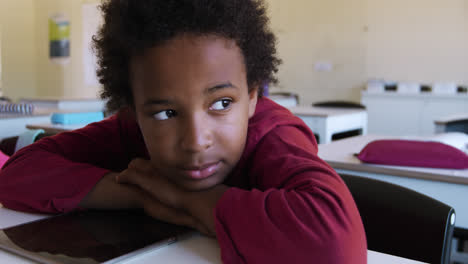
[153,109,177,120]
[210,98,232,111]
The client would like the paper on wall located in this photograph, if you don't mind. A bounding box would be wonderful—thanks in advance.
[49,13,70,65]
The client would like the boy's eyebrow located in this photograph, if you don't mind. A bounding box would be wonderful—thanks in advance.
[143,99,172,106]
[143,82,237,106]
[205,82,238,94]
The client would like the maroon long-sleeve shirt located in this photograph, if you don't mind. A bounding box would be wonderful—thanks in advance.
[0,98,366,263]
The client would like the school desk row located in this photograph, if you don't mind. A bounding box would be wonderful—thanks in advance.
[0,207,426,264]
[0,110,97,141]
[21,106,368,145]
[318,134,468,231]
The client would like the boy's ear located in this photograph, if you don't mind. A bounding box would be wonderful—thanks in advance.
[248,86,259,118]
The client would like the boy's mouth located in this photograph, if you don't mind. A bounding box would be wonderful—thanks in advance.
[180,161,221,180]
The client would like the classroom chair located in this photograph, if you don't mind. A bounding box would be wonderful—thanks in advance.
[340,174,455,264]
[311,101,366,141]
[312,100,366,109]
[435,115,468,134]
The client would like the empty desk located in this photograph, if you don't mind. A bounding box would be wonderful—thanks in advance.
[26,123,85,134]
[318,134,468,230]
[0,111,54,140]
[288,106,367,144]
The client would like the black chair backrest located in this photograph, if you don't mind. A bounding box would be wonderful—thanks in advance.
[313,100,365,109]
[341,174,455,264]
[443,119,468,134]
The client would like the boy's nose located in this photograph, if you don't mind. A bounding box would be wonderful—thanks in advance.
[180,114,213,153]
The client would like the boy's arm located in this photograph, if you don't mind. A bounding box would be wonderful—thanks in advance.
[114,158,228,236]
[81,169,211,235]
[114,126,367,263]
[212,126,367,264]
[0,113,143,213]
[79,172,143,209]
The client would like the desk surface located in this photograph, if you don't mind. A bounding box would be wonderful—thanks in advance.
[26,123,84,134]
[288,106,366,117]
[0,206,426,264]
[0,109,55,120]
[318,134,468,185]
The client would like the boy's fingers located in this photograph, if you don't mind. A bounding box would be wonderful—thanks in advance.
[128,158,153,172]
[143,197,197,229]
[116,168,181,208]
[116,168,155,191]
[115,169,153,196]
[118,171,213,236]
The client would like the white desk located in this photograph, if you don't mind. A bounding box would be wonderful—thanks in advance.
[0,206,426,264]
[26,123,84,134]
[0,108,95,140]
[361,91,468,136]
[0,111,53,140]
[288,106,367,144]
[23,107,369,142]
[318,134,468,229]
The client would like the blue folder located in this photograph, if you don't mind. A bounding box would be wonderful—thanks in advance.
[51,111,104,125]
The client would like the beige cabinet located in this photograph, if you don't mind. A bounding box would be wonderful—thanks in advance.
[361,91,468,136]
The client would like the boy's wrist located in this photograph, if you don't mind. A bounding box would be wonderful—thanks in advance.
[181,184,229,233]
[182,184,228,211]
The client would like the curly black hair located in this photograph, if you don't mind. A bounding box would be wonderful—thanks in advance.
[93,0,281,113]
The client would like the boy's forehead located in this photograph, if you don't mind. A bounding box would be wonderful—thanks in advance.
[133,34,241,61]
[129,34,249,98]
[168,33,237,47]
[132,34,246,75]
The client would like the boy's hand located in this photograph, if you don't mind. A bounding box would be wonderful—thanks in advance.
[116,158,227,237]
[138,192,213,236]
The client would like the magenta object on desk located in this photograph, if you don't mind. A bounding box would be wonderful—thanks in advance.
[0,150,9,169]
[357,139,468,169]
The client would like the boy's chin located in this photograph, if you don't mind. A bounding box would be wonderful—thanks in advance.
[175,178,224,192]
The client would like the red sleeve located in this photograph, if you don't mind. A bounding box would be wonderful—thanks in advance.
[214,126,367,264]
[0,114,137,213]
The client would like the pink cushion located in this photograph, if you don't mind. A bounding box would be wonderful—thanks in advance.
[357,140,468,169]
[0,150,9,169]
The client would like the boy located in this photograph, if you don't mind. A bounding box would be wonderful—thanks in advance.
[0,0,366,263]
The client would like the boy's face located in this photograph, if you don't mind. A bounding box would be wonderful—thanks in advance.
[130,34,258,191]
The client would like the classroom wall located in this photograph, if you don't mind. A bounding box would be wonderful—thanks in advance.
[34,0,101,99]
[0,0,37,100]
[266,0,468,105]
[366,0,468,85]
[0,1,467,103]
[267,0,367,104]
